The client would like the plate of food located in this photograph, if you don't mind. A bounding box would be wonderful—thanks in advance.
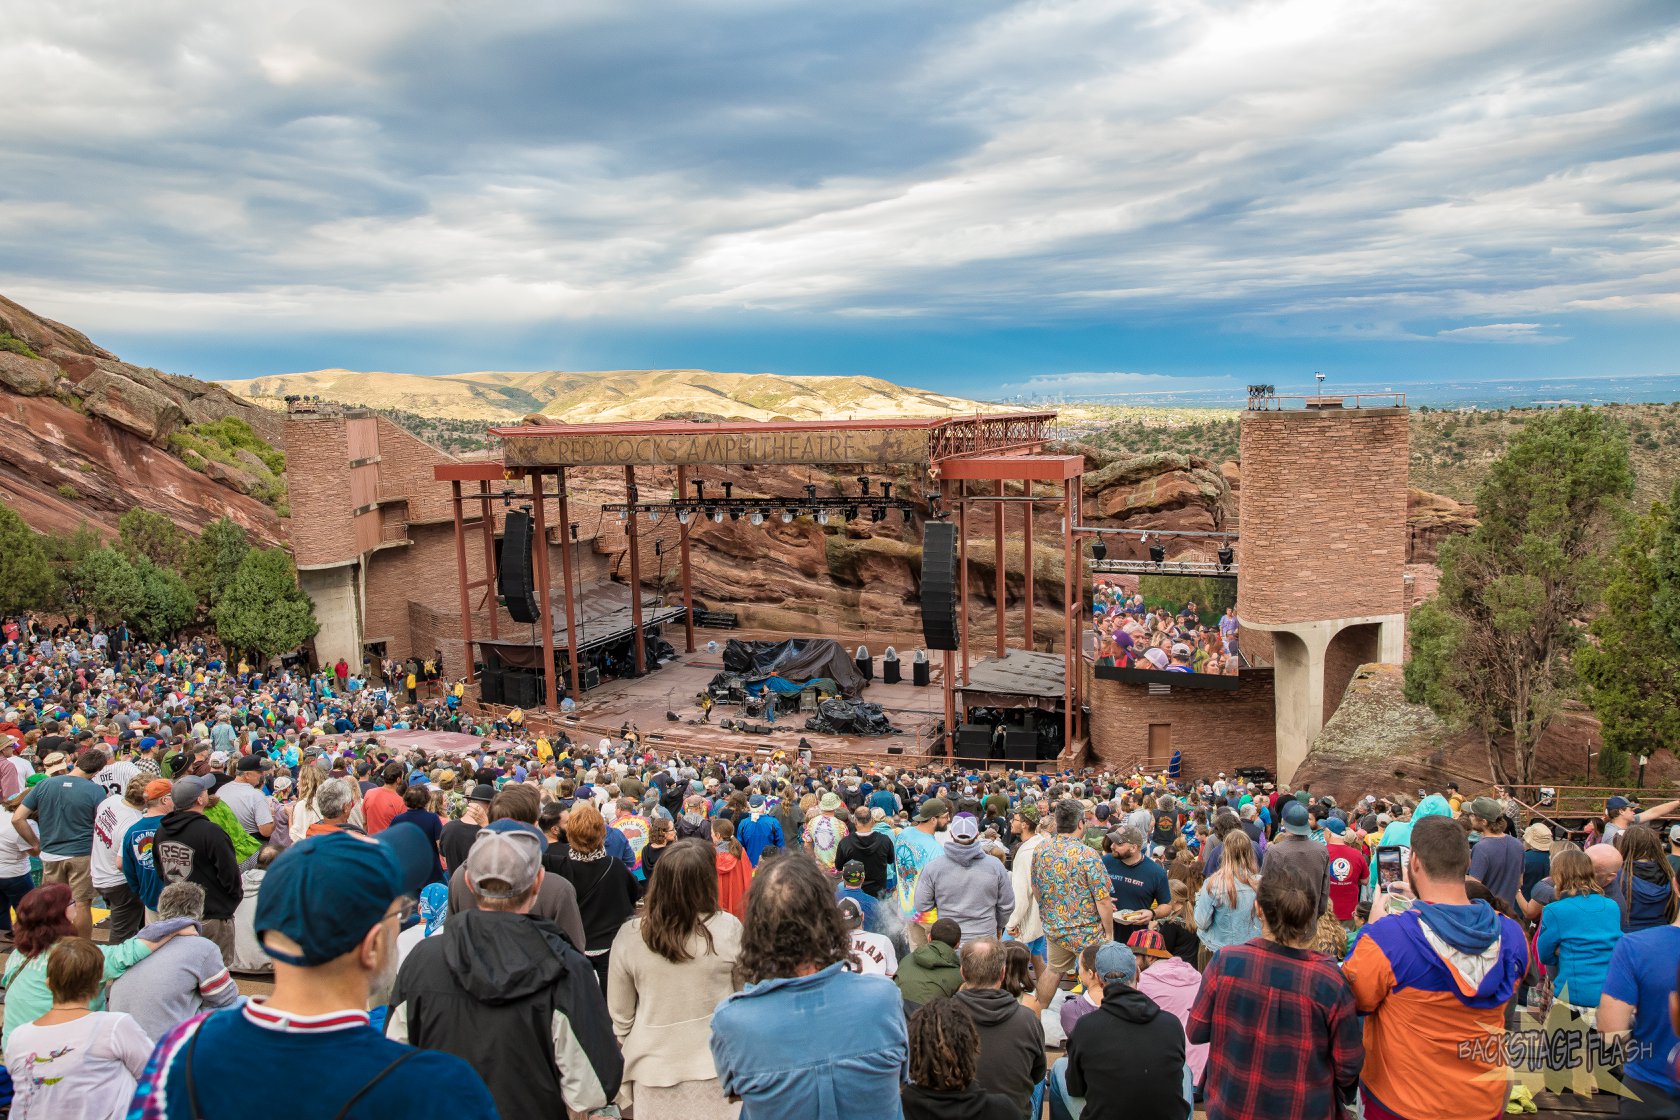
[1119,909,1152,925]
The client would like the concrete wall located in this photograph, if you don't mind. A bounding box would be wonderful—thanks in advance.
[300,563,361,669]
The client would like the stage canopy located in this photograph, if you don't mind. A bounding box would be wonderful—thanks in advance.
[723,638,867,698]
[960,650,1067,711]
[478,580,683,670]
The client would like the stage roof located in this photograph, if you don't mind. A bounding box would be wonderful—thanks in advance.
[960,650,1067,699]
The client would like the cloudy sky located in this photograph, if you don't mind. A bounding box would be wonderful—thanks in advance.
[3,0,1677,399]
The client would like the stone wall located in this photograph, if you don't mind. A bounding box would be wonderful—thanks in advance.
[1086,665,1279,778]
[1236,409,1409,626]
[285,415,357,568]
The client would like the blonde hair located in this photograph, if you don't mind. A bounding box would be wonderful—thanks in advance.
[1210,829,1260,909]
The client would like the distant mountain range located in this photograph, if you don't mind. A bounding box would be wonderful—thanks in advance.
[221,368,998,423]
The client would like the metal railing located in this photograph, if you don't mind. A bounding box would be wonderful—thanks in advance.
[1245,391,1407,411]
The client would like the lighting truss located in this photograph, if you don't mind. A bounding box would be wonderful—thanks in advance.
[603,483,915,526]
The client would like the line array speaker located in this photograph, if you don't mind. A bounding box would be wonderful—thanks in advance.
[505,671,544,709]
[498,510,541,624]
[919,520,961,651]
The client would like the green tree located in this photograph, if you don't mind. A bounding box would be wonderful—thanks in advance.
[42,521,106,612]
[1404,408,1635,786]
[213,548,318,660]
[185,516,251,611]
[131,558,197,641]
[77,548,145,628]
[0,505,56,615]
[117,507,186,570]
[1582,486,1680,777]
[1136,574,1236,624]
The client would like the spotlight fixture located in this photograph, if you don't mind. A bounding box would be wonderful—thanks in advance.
[817,509,830,526]
[901,507,912,524]
[857,476,871,496]
[1149,542,1166,564]
[730,505,744,521]
[844,506,859,521]
[781,509,795,524]
[677,507,692,525]
[1218,545,1233,570]
[749,510,766,527]
[692,480,706,499]
[882,482,894,499]
[1091,537,1108,561]
[712,509,725,524]
[869,507,886,523]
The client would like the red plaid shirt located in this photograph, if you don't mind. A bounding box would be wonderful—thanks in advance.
[1187,938,1363,1120]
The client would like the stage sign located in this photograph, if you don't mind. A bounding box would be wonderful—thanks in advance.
[499,427,932,468]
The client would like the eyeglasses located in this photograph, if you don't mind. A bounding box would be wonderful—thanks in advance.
[383,897,417,926]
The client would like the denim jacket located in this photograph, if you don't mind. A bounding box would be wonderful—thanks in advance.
[710,962,908,1119]
[1193,879,1263,953]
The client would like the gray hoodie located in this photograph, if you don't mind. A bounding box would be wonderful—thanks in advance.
[912,839,1014,944]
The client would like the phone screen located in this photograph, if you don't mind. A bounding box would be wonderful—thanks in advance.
[1376,845,1407,889]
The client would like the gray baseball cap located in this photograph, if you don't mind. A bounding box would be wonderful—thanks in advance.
[171,776,214,810]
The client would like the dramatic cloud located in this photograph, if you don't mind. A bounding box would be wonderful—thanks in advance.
[0,0,1675,385]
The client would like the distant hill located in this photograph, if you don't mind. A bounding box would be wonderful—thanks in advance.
[222,368,999,424]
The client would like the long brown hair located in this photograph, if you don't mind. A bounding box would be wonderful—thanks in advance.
[641,839,720,963]
[712,816,745,860]
[16,884,74,958]
[1618,824,1678,925]
[734,854,850,986]
[907,998,980,1092]
[1550,847,1598,899]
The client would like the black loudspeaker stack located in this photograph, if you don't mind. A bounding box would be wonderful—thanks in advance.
[479,668,504,705]
[954,723,992,762]
[883,658,902,685]
[920,521,961,651]
[498,510,541,624]
[505,671,544,709]
[912,659,930,686]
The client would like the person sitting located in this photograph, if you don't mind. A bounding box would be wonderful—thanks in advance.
[108,881,240,1040]
[901,998,1018,1120]
[952,937,1045,1116]
[897,917,965,1013]
[1054,942,1189,1120]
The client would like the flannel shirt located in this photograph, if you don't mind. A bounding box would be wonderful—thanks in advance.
[1187,938,1363,1120]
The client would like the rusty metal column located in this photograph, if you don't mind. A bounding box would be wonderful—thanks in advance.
[994,479,1006,659]
[451,481,475,685]
[478,487,499,641]
[529,471,560,711]
[676,465,696,653]
[1072,477,1083,743]
[556,467,582,698]
[626,465,647,674]
[1063,478,1076,755]
[958,480,970,684]
[1022,480,1034,652]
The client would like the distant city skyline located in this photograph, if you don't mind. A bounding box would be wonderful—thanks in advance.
[2,1,1676,400]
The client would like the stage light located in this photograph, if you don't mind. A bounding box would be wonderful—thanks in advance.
[857,476,871,496]
[1218,545,1233,570]
[647,508,660,523]
[676,507,692,525]
[781,509,794,524]
[870,507,886,523]
[805,484,818,501]
[712,509,725,524]
[901,507,912,524]
[692,480,706,499]
[750,510,765,526]
[844,506,859,521]
[882,482,894,499]
[1091,537,1108,561]
[1150,542,1165,564]
[730,506,744,521]
[722,482,734,499]
[817,509,830,526]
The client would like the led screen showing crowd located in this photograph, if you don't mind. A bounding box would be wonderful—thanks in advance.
[1092,574,1242,685]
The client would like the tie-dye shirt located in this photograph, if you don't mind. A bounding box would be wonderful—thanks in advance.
[1030,834,1113,949]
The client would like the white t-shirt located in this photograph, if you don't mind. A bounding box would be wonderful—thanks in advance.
[0,814,31,879]
[95,760,140,801]
[90,795,143,891]
[5,1011,153,1120]
[847,930,898,977]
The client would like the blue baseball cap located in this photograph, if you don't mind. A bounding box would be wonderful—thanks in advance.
[1281,800,1311,836]
[1093,942,1138,984]
[255,825,435,967]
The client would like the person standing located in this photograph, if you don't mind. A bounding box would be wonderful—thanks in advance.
[1189,864,1363,1120]
[1534,847,1622,1014]
[1102,825,1172,938]
[437,782,492,871]
[803,791,850,878]
[1466,796,1524,911]
[1265,801,1330,916]
[1005,809,1049,964]
[735,793,785,867]
[388,825,624,1119]
[1343,816,1528,1120]
[912,813,1013,945]
[91,775,148,943]
[1598,878,1680,1115]
[13,748,107,939]
[1031,799,1116,1008]
[360,762,406,835]
[1055,942,1189,1120]
[1324,818,1370,931]
[895,797,949,925]
[836,806,894,898]
[1193,829,1263,963]
[608,839,743,1119]
[152,776,243,965]
[554,803,641,990]
[710,855,908,1120]
[121,779,175,923]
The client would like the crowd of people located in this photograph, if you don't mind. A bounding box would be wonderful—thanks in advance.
[1090,582,1242,676]
[2,614,1680,1119]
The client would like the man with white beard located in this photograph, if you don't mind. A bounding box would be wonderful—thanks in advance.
[125,826,498,1120]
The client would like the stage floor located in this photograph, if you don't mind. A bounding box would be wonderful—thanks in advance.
[558,638,950,761]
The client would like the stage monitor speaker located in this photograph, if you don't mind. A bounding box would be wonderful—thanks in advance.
[856,654,873,681]
[505,671,544,709]
[479,668,504,705]
[582,666,602,691]
[498,510,541,624]
[912,659,930,686]
[882,659,902,685]
[920,521,960,650]
[955,723,991,762]
[1005,730,1037,762]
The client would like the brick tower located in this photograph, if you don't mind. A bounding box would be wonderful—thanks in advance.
[1235,400,1408,780]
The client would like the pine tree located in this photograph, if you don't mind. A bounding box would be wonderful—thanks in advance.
[0,505,55,615]
[117,507,186,570]
[185,516,251,611]
[77,548,145,628]
[213,548,319,660]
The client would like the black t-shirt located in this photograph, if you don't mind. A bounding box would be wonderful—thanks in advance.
[437,821,481,873]
[835,830,895,896]
[1102,853,1171,926]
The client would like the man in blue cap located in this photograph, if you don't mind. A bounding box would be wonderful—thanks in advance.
[127,825,498,1120]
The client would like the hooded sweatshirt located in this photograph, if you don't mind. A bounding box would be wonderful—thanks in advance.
[1344,898,1527,1120]
[896,939,963,1008]
[901,1083,1018,1120]
[1612,860,1675,932]
[1065,981,1190,1120]
[387,909,624,1119]
[1135,955,1209,1085]
[152,808,243,920]
[911,840,1014,944]
[953,987,1046,1115]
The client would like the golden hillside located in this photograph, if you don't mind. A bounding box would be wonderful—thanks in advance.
[222,368,999,423]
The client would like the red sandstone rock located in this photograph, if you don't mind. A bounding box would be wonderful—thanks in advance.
[1406,487,1478,563]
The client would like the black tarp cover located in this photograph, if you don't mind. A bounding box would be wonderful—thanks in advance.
[722,639,867,698]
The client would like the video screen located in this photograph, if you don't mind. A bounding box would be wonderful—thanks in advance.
[1091,574,1242,690]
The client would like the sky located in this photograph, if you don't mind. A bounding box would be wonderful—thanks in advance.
[2,0,1678,401]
